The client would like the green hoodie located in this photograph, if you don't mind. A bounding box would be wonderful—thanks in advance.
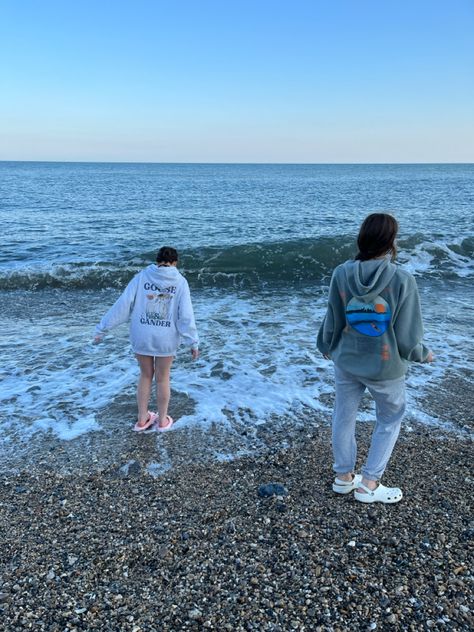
[317,258,431,380]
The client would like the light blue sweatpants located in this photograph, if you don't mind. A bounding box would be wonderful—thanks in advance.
[332,365,406,481]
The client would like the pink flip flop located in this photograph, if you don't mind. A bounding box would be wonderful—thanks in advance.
[133,411,157,432]
[156,415,174,432]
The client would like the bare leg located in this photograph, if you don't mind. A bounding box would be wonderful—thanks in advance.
[135,354,154,426]
[155,356,174,427]
[360,477,378,491]
[338,472,355,482]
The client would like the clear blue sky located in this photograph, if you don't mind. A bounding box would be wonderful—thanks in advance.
[1,0,473,162]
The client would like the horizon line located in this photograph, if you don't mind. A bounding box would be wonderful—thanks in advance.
[0,160,473,166]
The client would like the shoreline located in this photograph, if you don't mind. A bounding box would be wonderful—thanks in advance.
[2,366,472,478]
[1,422,473,630]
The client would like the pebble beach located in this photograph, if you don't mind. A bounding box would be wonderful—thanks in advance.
[1,386,473,631]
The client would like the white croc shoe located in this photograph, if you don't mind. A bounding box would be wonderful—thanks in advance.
[354,482,403,504]
[333,474,363,495]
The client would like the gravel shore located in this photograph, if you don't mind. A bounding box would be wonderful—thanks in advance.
[1,419,472,631]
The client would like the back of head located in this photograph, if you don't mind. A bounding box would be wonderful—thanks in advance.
[355,213,398,261]
[156,246,178,265]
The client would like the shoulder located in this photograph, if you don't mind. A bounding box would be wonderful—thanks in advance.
[136,265,154,279]
[393,266,417,288]
[175,271,190,289]
[128,269,145,285]
[333,260,352,279]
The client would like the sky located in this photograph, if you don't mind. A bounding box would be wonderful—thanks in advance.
[1,0,473,163]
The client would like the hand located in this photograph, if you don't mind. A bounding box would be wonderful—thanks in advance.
[425,351,434,363]
[191,348,199,360]
[93,335,103,345]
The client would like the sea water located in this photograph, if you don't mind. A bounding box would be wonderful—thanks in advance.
[1,163,473,463]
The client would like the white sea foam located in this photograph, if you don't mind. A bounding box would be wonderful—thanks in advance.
[147,462,172,477]
[0,282,471,456]
[31,414,101,441]
[398,238,474,278]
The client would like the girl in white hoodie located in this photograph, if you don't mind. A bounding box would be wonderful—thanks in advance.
[94,247,199,432]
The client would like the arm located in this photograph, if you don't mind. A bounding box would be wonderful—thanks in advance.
[317,270,346,357]
[393,278,432,363]
[177,280,199,357]
[94,275,139,340]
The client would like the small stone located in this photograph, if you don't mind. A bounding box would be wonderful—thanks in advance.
[15,486,28,493]
[128,460,141,476]
[258,483,288,498]
[68,555,78,566]
[460,529,474,541]
[188,608,202,620]
[453,566,466,575]
[348,540,356,547]
[46,570,55,580]
[387,614,397,624]
[0,593,9,603]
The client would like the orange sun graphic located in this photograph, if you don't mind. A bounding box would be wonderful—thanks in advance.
[374,303,386,313]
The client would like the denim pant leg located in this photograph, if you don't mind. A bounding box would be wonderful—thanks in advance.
[362,376,406,481]
[332,366,366,474]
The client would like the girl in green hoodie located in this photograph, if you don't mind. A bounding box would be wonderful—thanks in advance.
[317,213,433,503]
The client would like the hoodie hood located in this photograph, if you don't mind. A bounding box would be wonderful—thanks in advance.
[343,258,397,302]
[144,264,180,284]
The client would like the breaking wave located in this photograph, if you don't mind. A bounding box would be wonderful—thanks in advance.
[1,234,473,290]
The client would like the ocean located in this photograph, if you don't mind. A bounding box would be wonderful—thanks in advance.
[1,162,473,470]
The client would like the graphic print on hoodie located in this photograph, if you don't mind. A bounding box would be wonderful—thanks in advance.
[346,295,392,337]
[143,287,175,324]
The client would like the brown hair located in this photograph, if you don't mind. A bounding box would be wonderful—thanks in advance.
[355,213,398,261]
[156,246,178,265]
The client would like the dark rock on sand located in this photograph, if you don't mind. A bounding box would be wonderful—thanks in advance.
[258,482,288,498]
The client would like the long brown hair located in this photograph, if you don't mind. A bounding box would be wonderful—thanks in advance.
[355,213,398,261]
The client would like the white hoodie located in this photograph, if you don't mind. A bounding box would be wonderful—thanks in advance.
[95,265,199,356]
